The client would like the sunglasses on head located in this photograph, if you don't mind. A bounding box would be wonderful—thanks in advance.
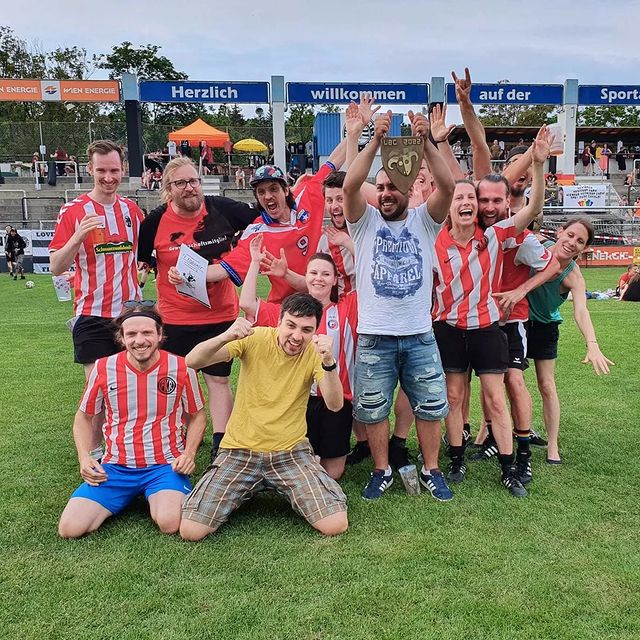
[123,299,156,309]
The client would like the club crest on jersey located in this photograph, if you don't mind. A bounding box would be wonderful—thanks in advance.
[327,319,339,330]
[158,376,177,395]
[297,209,309,224]
[124,215,132,228]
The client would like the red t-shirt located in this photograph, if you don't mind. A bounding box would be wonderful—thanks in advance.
[81,350,204,467]
[153,203,239,325]
[49,194,143,317]
[220,163,334,303]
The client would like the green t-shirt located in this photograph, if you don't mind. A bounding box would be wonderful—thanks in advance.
[527,241,576,324]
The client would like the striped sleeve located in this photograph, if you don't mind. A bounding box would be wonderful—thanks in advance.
[181,367,205,413]
[514,232,553,271]
[79,361,104,415]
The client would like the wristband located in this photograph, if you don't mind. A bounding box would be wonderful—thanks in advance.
[322,360,337,372]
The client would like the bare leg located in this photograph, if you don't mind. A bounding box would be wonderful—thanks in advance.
[352,420,367,443]
[148,490,186,534]
[58,497,112,538]
[312,511,348,536]
[505,368,532,433]
[534,359,561,461]
[478,373,512,455]
[392,388,413,439]
[443,372,467,447]
[203,373,233,435]
[416,418,442,470]
[180,518,218,541]
[320,456,347,480]
[366,419,391,469]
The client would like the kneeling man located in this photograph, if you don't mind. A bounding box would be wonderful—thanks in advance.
[58,303,206,538]
[181,293,348,539]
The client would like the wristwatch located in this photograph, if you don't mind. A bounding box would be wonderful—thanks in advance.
[322,360,337,372]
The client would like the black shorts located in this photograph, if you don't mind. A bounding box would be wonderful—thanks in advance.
[163,321,234,377]
[72,315,121,365]
[434,321,508,375]
[305,396,353,459]
[500,321,529,370]
[527,320,560,361]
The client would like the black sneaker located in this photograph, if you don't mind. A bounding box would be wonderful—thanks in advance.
[529,430,548,447]
[446,458,467,484]
[346,442,371,465]
[463,423,472,444]
[469,438,498,461]
[501,467,528,497]
[389,441,410,471]
[516,454,533,484]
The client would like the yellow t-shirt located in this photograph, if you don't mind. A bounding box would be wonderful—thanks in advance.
[220,327,325,452]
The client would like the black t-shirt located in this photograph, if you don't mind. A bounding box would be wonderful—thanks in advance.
[621,279,640,302]
[138,196,256,266]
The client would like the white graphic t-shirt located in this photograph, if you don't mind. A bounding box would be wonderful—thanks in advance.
[347,203,441,335]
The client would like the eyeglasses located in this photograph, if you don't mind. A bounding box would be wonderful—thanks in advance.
[168,178,202,190]
[123,299,156,309]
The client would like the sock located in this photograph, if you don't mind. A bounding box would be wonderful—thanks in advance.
[486,420,494,442]
[390,434,406,447]
[212,432,224,449]
[498,453,515,474]
[355,439,369,447]
[515,429,531,457]
[448,444,465,461]
[463,422,471,435]
[384,466,392,476]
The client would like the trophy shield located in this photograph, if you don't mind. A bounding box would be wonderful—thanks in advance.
[380,136,424,194]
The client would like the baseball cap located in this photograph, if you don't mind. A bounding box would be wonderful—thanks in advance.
[249,165,287,188]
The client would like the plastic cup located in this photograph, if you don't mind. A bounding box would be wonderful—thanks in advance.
[398,464,421,495]
[52,275,72,302]
[547,124,564,156]
[91,217,106,245]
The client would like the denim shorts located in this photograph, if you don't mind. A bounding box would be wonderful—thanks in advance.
[353,331,449,424]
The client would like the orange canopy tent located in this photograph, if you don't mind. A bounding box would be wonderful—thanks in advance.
[168,119,230,147]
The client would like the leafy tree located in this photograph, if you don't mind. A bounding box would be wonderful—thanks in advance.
[578,106,640,127]
[478,103,557,127]
[285,104,314,143]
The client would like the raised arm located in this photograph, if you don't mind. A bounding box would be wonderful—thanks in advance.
[238,234,264,323]
[343,110,391,223]
[409,110,455,223]
[313,334,344,412]
[429,103,465,181]
[452,68,491,180]
[186,317,254,369]
[502,146,533,187]
[564,266,614,374]
[511,126,550,233]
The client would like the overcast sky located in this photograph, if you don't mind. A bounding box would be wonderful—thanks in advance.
[4,0,640,88]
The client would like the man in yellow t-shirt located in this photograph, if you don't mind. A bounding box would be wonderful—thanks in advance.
[180,293,348,539]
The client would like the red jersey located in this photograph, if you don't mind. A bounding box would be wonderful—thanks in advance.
[255,291,358,400]
[152,203,239,325]
[317,233,356,298]
[433,218,525,330]
[496,231,552,322]
[50,194,143,318]
[81,350,204,467]
[220,163,334,303]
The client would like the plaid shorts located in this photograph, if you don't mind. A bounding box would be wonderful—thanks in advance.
[182,440,347,531]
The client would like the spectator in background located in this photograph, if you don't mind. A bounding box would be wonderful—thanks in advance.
[616,147,627,172]
[620,267,640,301]
[6,227,27,280]
[150,168,163,190]
[31,152,45,178]
[581,146,593,175]
[4,224,16,276]
[490,139,503,172]
[235,167,246,189]
[617,264,637,296]
[64,156,78,177]
[599,143,611,179]
[52,146,69,176]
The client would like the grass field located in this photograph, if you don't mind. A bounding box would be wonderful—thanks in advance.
[1,267,639,640]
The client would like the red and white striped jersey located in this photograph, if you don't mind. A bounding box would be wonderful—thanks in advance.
[50,194,143,318]
[433,218,525,330]
[255,291,358,400]
[80,350,204,467]
[316,233,356,298]
[496,231,553,322]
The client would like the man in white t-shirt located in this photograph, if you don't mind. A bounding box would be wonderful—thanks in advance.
[343,109,455,501]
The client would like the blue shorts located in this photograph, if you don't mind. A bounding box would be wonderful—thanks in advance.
[353,331,449,424]
[71,463,192,515]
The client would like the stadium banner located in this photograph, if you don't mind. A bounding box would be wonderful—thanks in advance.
[31,229,54,273]
[0,79,119,102]
[582,246,638,267]
[287,83,429,105]
[578,85,640,105]
[561,184,608,208]
[139,81,269,103]
[446,83,563,105]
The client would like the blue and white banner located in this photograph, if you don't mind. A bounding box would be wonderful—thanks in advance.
[139,81,270,104]
[446,83,563,105]
[578,85,640,105]
[287,82,429,105]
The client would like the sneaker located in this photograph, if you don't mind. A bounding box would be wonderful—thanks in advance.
[529,430,548,447]
[20,275,25,280]
[362,469,393,500]
[501,467,528,497]
[13,275,17,280]
[516,455,533,484]
[469,438,498,461]
[463,423,472,444]
[446,458,467,484]
[420,469,454,501]
[388,441,410,470]
[346,442,371,466]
